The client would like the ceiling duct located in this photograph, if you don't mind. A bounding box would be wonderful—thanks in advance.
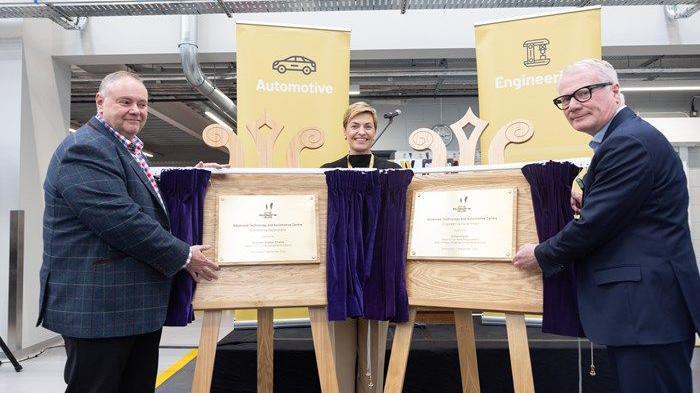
[179,15,237,128]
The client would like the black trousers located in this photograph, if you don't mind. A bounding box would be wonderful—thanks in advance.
[62,328,162,393]
[607,337,695,393]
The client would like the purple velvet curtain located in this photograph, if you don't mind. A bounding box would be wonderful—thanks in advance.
[325,170,413,322]
[159,169,211,326]
[522,161,585,337]
[363,170,413,322]
[325,170,381,321]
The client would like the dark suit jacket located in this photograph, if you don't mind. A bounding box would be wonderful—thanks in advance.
[38,117,190,338]
[535,107,700,346]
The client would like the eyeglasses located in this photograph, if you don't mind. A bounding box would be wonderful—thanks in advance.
[553,82,613,110]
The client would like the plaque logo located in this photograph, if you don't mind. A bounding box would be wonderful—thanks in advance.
[453,195,471,213]
[260,202,278,219]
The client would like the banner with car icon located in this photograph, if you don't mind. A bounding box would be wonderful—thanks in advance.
[237,22,350,168]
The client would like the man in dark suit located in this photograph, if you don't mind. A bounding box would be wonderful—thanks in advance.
[514,59,700,393]
[38,71,220,393]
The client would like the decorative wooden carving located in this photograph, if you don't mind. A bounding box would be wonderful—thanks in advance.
[246,111,285,167]
[450,107,489,166]
[408,128,447,167]
[286,127,325,168]
[487,119,535,164]
[202,124,245,167]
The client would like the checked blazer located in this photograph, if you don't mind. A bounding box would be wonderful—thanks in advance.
[38,116,190,339]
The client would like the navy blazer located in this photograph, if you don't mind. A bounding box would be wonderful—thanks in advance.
[535,107,700,346]
[38,117,190,338]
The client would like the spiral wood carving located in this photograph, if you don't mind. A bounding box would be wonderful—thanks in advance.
[286,127,326,168]
[202,124,230,148]
[487,119,535,164]
[409,128,447,167]
[503,120,534,144]
[298,127,325,149]
[201,124,244,167]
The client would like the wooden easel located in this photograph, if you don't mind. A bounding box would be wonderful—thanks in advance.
[195,110,330,393]
[384,169,541,393]
[190,172,338,393]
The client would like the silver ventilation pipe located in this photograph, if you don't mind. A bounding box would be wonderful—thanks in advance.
[179,15,237,128]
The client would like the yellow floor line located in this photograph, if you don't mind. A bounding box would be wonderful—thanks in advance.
[155,349,198,388]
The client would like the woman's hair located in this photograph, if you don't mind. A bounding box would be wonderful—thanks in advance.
[342,101,377,129]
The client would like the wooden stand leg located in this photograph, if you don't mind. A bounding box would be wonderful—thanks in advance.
[505,313,535,393]
[383,308,417,393]
[191,310,222,393]
[330,319,357,393]
[257,308,274,393]
[374,320,389,393]
[309,307,341,393]
[455,310,480,393]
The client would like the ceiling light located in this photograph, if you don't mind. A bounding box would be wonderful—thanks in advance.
[349,84,360,96]
[69,128,76,133]
[142,150,154,158]
[621,86,700,92]
[205,111,233,131]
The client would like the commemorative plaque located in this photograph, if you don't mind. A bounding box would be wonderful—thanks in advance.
[408,188,517,260]
[217,194,318,265]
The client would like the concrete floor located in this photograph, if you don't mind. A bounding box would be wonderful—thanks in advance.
[0,311,235,393]
[2,327,699,393]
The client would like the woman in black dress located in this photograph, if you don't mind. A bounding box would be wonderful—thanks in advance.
[321,101,401,169]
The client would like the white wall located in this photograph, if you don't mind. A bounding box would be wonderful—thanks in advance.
[0,38,23,343]
[689,150,700,268]
[0,18,71,349]
[19,19,72,348]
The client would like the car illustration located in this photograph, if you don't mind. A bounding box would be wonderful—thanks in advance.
[272,56,317,75]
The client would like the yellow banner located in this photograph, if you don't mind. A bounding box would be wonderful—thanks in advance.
[475,8,601,163]
[236,22,350,167]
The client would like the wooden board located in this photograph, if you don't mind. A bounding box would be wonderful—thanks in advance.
[405,169,542,314]
[194,168,542,312]
[193,173,328,310]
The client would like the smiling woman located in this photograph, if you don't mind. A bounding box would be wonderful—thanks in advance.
[320,102,401,169]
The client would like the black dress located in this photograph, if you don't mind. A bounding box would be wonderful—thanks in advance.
[321,154,401,169]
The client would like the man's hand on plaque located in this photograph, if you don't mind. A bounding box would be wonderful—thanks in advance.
[187,245,221,282]
[571,190,582,214]
[513,243,541,272]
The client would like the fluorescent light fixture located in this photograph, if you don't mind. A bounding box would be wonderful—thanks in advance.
[349,84,360,96]
[69,128,76,133]
[205,111,233,131]
[142,150,154,158]
[621,86,700,92]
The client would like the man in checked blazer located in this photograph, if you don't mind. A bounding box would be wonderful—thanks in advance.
[38,71,220,393]
[514,59,700,393]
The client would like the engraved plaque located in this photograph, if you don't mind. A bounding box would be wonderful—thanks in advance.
[408,188,516,260]
[217,194,318,265]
